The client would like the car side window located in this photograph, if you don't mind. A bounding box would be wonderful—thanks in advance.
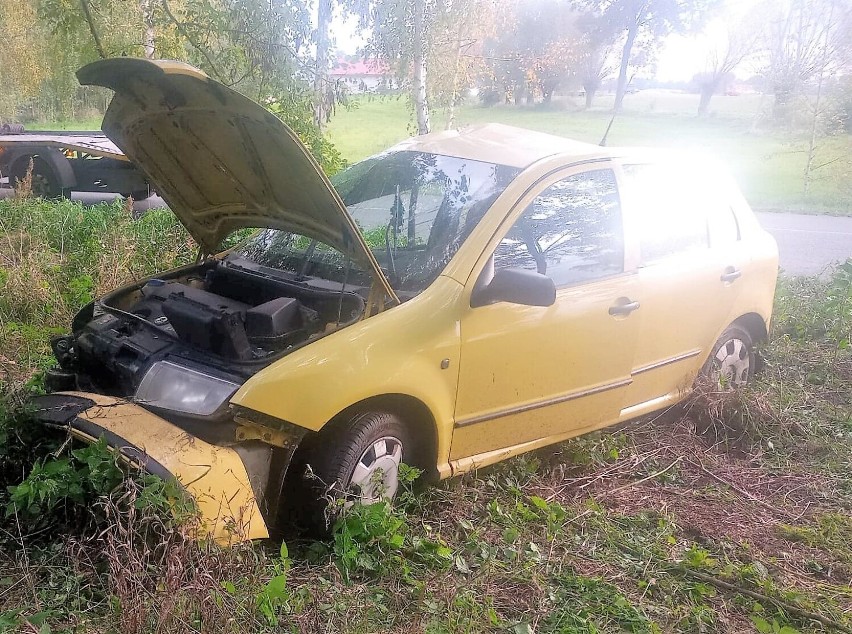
[621,163,710,264]
[493,169,624,287]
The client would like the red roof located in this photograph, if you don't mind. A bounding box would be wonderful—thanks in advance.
[330,58,388,77]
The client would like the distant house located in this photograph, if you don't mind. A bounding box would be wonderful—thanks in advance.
[330,58,395,93]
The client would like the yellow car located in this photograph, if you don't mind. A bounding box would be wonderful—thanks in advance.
[33,58,779,542]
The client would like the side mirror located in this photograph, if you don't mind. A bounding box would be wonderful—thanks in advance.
[471,267,556,308]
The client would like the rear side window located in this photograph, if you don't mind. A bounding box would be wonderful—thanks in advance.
[494,168,623,287]
[621,163,711,264]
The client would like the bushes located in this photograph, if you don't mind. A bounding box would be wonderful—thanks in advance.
[0,196,194,393]
[0,195,197,546]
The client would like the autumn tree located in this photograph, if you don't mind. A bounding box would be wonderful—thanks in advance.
[481,0,583,106]
[0,0,51,120]
[428,0,499,128]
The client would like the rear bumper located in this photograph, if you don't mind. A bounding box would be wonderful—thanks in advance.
[30,392,269,543]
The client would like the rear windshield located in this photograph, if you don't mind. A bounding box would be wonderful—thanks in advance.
[234,151,519,295]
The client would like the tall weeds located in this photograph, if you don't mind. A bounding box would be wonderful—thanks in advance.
[0,196,194,393]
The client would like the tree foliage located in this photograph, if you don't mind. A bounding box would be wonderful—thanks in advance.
[760,0,852,120]
[480,0,583,106]
[0,0,344,173]
[577,0,719,111]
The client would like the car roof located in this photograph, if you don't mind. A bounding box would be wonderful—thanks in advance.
[385,123,725,175]
[386,123,609,168]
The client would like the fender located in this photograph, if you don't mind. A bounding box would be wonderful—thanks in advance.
[8,146,77,189]
[232,275,465,472]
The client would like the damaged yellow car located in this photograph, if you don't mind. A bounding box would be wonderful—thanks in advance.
[33,58,778,542]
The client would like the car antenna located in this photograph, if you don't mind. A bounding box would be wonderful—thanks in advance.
[599,112,617,147]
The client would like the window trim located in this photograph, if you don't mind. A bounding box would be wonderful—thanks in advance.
[464,159,631,302]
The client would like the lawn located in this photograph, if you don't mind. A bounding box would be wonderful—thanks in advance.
[328,91,852,214]
[26,90,851,213]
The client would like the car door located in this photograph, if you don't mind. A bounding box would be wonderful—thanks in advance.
[617,160,749,416]
[450,164,641,462]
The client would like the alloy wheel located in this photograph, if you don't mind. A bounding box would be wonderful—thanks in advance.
[347,436,404,505]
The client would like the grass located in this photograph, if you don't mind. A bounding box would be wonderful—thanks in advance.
[26,119,104,132]
[327,91,852,214]
[29,89,852,213]
[0,192,850,632]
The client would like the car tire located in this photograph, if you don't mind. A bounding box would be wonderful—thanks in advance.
[298,411,411,533]
[702,324,755,388]
[10,157,67,199]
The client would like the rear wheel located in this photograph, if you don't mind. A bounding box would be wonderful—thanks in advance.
[10,157,67,198]
[703,325,755,388]
[297,411,412,533]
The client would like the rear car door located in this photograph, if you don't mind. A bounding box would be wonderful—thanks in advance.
[450,164,641,461]
[617,160,748,416]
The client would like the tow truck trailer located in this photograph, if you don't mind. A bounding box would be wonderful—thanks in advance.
[0,127,150,199]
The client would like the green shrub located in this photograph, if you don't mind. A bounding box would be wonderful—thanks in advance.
[0,197,194,391]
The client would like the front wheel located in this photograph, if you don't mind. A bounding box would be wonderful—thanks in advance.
[702,325,755,388]
[298,411,411,533]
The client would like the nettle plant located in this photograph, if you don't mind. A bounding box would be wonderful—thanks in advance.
[331,463,453,583]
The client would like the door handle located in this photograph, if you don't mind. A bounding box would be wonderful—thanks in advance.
[608,300,641,316]
[720,267,742,283]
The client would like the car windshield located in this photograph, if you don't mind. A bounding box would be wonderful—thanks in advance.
[232,151,519,296]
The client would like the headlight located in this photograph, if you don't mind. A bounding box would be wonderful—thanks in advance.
[135,361,240,416]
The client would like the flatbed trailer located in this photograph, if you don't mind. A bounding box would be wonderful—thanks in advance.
[0,128,150,199]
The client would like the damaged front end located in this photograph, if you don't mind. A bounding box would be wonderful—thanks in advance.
[30,392,308,543]
[28,57,400,542]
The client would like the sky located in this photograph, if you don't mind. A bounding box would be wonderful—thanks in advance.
[656,0,763,81]
[330,0,764,83]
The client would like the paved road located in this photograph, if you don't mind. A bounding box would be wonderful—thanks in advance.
[1,187,849,276]
[755,212,852,276]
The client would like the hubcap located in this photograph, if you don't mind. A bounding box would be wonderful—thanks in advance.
[347,436,403,505]
[713,338,751,387]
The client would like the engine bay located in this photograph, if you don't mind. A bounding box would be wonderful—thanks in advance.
[54,259,366,397]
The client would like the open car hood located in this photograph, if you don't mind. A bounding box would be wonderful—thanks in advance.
[77,58,396,302]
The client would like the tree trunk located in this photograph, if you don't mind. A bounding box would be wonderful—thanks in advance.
[313,0,332,129]
[772,84,793,122]
[583,83,597,109]
[697,83,716,116]
[614,21,638,112]
[411,0,431,134]
[79,0,106,58]
[141,0,155,59]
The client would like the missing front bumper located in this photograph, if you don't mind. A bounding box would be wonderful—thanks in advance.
[29,392,270,543]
